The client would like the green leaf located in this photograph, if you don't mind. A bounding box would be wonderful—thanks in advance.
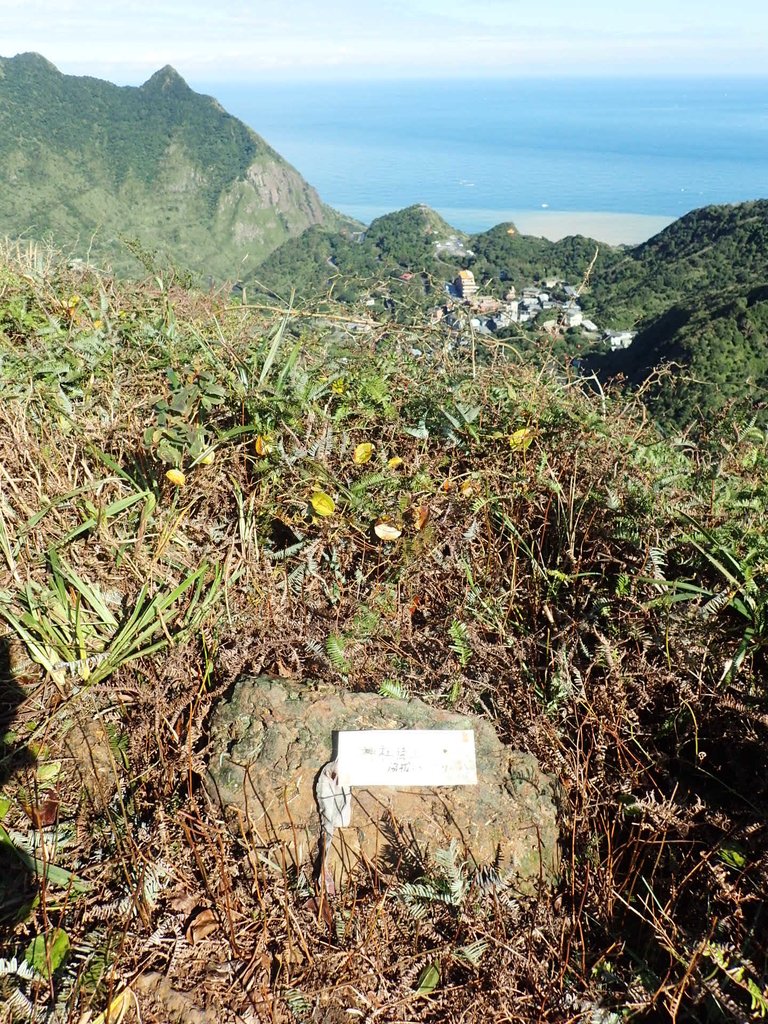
[24,927,70,978]
[36,760,62,785]
[0,821,91,892]
[258,305,292,389]
[718,841,747,869]
[416,962,440,995]
[54,489,152,548]
[48,550,119,627]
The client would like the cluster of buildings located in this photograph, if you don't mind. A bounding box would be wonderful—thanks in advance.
[435,269,635,351]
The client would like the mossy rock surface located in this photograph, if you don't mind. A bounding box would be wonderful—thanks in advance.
[205,676,560,891]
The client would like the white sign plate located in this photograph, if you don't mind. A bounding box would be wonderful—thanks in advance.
[336,729,477,787]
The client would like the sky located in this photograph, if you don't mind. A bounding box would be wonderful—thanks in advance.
[2,0,768,84]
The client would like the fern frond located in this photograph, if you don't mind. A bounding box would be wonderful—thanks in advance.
[393,881,437,919]
[453,939,489,967]
[449,619,472,667]
[379,678,410,700]
[304,637,324,660]
[287,564,307,595]
[351,606,380,638]
[325,632,351,674]
[307,426,334,459]
[435,840,469,904]
[649,547,668,579]
[699,588,734,620]
[284,988,311,1020]
[0,957,36,981]
[463,519,480,541]
[265,539,307,562]
[3,985,38,1021]
[349,471,392,498]
[433,838,460,876]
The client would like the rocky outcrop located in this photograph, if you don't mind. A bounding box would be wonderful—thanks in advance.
[205,677,559,892]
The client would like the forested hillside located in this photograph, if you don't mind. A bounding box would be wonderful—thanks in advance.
[252,204,461,303]
[588,285,768,427]
[0,53,346,277]
[585,200,768,325]
[460,222,612,293]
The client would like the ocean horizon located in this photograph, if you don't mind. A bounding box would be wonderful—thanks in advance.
[198,76,768,244]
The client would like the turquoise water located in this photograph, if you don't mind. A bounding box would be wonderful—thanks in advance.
[199,78,768,233]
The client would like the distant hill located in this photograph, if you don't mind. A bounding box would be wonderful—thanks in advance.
[585,200,768,327]
[585,285,768,429]
[252,204,465,303]
[580,202,768,428]
[0,53,348,277]
[464,222,612,295]
[254,202,614,311]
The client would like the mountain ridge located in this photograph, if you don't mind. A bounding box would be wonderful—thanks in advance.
[0,53,348,277]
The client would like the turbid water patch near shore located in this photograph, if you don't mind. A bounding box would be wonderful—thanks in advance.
[508,210,675,245]
[337,203,675,245]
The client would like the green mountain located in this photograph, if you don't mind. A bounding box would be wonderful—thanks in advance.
[578,203,768,428]
[0,52,347,277]
[586,285,768,428]
[254,203,613,303]
[585,200,768,327]
[461,221,613,294]
[252,204,465,304]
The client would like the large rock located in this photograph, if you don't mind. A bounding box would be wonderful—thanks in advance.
[205,677,559,892]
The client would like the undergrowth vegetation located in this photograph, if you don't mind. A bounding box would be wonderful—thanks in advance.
[0,244,766,1022]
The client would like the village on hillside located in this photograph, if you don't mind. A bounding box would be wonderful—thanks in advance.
[433,268,636,351]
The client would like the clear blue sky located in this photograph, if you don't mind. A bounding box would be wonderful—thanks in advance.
[3,0,768,84]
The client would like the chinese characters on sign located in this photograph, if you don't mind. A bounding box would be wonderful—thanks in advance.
[335,729,477,787]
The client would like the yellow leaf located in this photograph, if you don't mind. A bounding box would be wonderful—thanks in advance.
[374,518,402,542]
[388,456,404,469]
[353,442,374,465]
[255,434,272,456]
[459,480,474,496]
[310,490,336,517]
[165,469,186,487]
[508,427,535,451]
[413,505,430,531]
[199,448,216,465]
[88,987,135,1024]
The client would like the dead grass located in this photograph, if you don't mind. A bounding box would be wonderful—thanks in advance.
[0,250,766,1023]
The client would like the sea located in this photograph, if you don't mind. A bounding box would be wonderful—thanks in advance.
[199,77,768,244]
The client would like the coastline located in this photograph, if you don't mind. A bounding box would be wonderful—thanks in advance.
[339,203,676,246]
[507,210,675,245]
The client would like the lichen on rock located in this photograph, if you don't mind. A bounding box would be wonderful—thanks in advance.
[205,677,559,892]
